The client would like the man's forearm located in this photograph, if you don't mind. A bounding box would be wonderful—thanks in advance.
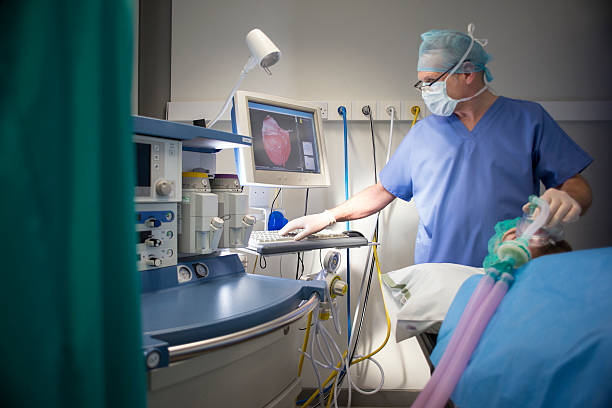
[559,174,592,215]
[329,182,396,222]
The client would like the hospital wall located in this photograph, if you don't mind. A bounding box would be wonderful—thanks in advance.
[168,0,612,393]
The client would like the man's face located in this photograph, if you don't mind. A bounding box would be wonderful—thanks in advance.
[417,71,466,100]
[501,227,547,258]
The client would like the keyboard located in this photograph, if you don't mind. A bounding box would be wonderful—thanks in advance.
[247,229,369,255]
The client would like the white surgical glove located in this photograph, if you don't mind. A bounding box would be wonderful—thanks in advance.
[278,210,336,241]
[522,188,581,227]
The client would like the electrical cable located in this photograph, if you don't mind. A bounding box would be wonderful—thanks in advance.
[332,105,413,403]
[301,106,382,407]
[384,107,396,164]
[269,188,282,226]
[207,56,256,128]
[339,106,352,342]
[305,107,384,407]
[300,106,420,408]
[296,188,309,280]
[347,105,379,366]
[308,307,326,408]
[366,106,378,184]
[297,311,313,377]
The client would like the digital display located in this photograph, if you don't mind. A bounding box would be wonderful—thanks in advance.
[248,101,321,174]
[135,143,151,187]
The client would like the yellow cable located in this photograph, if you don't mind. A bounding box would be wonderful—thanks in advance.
[251,255,258,274]
[300,240,390,407]
[411,106,420,127]
[347,104,418,366]
[348,238,390,365]
[326,382,336,408]
[297,311,313,377]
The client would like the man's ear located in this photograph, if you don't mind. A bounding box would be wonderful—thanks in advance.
[464,72,477,85]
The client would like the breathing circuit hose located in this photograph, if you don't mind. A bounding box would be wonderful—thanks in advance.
[425,273,514,408]
[411,270,497,408]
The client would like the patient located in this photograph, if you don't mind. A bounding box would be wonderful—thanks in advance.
[483,215,573,270]
[500,226,572,259]
[397,219,573,371]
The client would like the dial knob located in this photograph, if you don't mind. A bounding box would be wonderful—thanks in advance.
[211,217,224,229]
[145,218,161,228]
[242,215,256,226]
[144,238,162,247]
[331,279,347,297]
[146,257,162,267]
[155,180,173,196]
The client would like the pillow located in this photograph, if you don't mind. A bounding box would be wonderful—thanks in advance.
[382,263,483,341]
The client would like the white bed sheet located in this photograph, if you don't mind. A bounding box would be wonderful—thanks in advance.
[381,263,483,342]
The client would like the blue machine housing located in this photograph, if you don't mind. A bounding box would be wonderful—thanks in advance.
[141,254,325,370]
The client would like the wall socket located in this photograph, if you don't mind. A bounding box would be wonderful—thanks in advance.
[306,101,329,120]
[248,186,272,208]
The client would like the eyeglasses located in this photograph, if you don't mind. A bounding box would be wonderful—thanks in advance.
[414,66,453,91]
[414,60,469,91]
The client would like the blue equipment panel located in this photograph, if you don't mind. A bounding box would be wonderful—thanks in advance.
[141,254,325,369]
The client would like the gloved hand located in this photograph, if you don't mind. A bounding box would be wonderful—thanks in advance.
[278,210,336,240]
[522,188,581,227]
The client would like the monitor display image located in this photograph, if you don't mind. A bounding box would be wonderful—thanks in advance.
[232,91,330,188]
[248,102,321,174]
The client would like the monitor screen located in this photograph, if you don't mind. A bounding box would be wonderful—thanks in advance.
[248,101,321,174]
[232,91,330,188]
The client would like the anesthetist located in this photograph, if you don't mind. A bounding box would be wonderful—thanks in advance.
[280,23,593,267]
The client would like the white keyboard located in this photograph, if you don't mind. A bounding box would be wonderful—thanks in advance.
[247,229,368,255]
[249,229,348,243]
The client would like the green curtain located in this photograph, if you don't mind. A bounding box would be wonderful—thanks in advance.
[0,1,146,407]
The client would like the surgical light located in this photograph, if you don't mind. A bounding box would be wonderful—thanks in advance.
[208,29,281,128]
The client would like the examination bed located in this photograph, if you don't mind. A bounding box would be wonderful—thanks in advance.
[431,247,612,407]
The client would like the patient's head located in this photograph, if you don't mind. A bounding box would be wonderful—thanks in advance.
[501,227,572,259]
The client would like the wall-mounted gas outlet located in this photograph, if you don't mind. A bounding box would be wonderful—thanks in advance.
[306,101,329,120]
[376,100,401,120]
[328,101,352,121]
[401,100,427,121]
[352,101,377,121]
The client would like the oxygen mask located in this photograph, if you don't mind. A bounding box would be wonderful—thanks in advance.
[483,195,551,272]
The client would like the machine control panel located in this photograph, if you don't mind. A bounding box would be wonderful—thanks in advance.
[136,203,178,271]
[134,134,182,203]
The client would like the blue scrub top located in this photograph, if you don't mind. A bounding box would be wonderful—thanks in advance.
[379,96,593,266]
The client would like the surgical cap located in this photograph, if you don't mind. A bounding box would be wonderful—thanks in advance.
[482,217,519,269]
[417,26,493,82]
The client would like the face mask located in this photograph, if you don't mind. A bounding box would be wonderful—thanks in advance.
[422,80,487,116]
[420,26,488,116]
[516,212,564,247]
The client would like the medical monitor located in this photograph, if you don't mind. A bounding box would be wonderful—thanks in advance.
[232,91,330,188]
